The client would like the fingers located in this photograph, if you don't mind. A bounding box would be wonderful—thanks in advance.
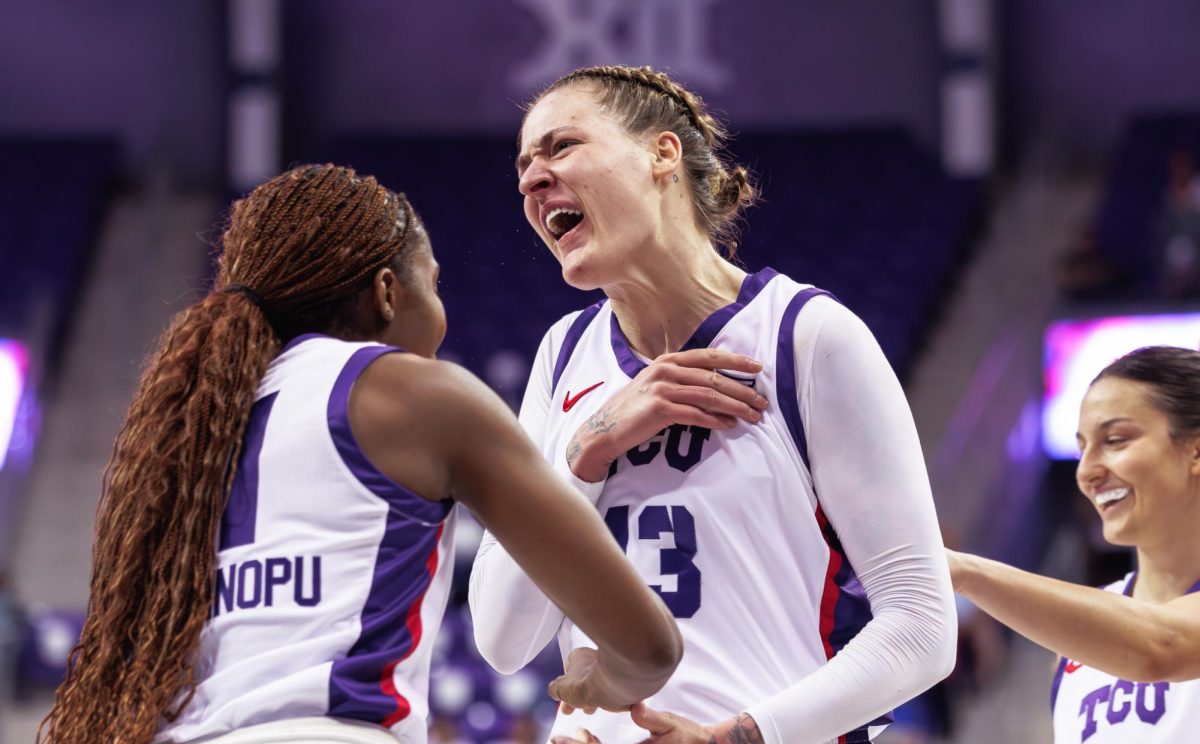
[661,348,763,375]
[656,403,738,431]
[675,367,767,409]
[643,365,767,417]
[548,675,581,709]
[549,671,598,716]
[564,646,599,670]
[668,385,763,424]
[631,702,676,735]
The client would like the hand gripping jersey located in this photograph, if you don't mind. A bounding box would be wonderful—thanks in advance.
[475,266,945,744]
[1050,572,1200,744]
[157,335,456,744]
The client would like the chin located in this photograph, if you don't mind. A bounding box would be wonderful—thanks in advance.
[560,255,604,292]
[1101,521,1138,548]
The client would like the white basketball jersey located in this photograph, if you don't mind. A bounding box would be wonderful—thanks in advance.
[157,335,457,744]
[1050,572,1200,744]
[544,268,885,744]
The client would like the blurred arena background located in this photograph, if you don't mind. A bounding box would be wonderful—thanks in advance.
[2,1,1200,741]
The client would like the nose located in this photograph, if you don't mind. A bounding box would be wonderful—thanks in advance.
[518,157,553,197]
[1076,446,1106,493]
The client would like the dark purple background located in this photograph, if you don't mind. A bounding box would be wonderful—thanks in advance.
[3,0,1199,183]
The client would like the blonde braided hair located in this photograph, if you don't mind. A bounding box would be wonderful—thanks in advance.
[534,65,757,255]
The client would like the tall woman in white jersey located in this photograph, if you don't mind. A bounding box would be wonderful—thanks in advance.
[948,345,1200,742]
[470,66,957,744]
[39,165,682,744]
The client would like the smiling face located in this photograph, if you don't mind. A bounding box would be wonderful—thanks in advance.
[516,85,665,290]
[1076,377,1200,547]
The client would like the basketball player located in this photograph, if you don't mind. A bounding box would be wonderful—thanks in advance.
[469,66,957,744]
[948,346,1200,742]
[39,165,682,744]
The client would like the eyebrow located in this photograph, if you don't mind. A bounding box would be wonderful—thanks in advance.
[1076,417,1134,441]
[515,126,575,174]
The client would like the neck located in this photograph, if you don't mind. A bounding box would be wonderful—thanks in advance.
[1133,543,1200,604]
[604,233,745,357]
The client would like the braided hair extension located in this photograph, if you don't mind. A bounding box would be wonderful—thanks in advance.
[534,65,757,255]
[39,165,415,744]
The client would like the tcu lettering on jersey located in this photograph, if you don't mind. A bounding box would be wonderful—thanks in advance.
[541,268,887,744]
[1051,572,1200,744]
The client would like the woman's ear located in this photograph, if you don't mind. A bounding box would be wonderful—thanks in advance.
[374,266,399,323]
[651,130,684,182]
[1186,432,1200,476]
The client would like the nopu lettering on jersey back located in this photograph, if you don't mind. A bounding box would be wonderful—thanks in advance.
[212,555,323,617]
[1078,680,1169,741]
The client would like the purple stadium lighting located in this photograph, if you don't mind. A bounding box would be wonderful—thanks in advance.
[0,339,29,471]
[1043,313,1200,459]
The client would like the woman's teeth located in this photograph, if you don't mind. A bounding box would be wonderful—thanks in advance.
[1096,488,1130,507]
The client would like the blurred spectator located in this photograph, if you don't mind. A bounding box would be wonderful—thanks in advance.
[1156,149,1200,298]
[1056,227,1120,299]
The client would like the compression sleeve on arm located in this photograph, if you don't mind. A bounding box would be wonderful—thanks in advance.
[468,314,600,673]
[745,298,957,744]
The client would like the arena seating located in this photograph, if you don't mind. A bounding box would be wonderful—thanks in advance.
[1092,111,1200,293]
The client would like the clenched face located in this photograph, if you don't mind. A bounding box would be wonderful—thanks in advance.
[517,85,664,290]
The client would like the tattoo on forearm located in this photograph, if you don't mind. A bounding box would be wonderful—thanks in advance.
[584,406,617,434]
[566,439,582,467]
[723,714,763,744]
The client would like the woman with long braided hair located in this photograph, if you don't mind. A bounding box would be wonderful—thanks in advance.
[470,66,957,744]
[40,164,681,744]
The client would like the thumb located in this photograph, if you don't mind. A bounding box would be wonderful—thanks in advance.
[631,702,675,735]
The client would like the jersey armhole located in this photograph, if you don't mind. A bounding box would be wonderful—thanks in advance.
[327,345,453,526]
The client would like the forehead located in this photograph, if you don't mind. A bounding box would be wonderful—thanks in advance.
[1079,377,1159,426]
[519,85,618,148]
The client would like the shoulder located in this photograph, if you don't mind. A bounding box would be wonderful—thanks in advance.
[354,353,489,419]
[783,290,877,362]
[756,271,863,340]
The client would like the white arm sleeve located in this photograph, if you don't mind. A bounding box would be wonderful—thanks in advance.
[745,299,957,744]
[467,316,603,674]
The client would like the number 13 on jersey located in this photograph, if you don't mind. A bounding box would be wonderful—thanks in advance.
[603,505,700,618]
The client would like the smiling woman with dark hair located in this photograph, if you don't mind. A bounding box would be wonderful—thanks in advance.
[950,345,1200,743]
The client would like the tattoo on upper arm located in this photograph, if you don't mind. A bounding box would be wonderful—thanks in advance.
[726,713,764,744]
[566,439,582,467]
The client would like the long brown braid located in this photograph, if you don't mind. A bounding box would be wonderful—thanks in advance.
[39,164,416,744]
[533,65,757,255]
